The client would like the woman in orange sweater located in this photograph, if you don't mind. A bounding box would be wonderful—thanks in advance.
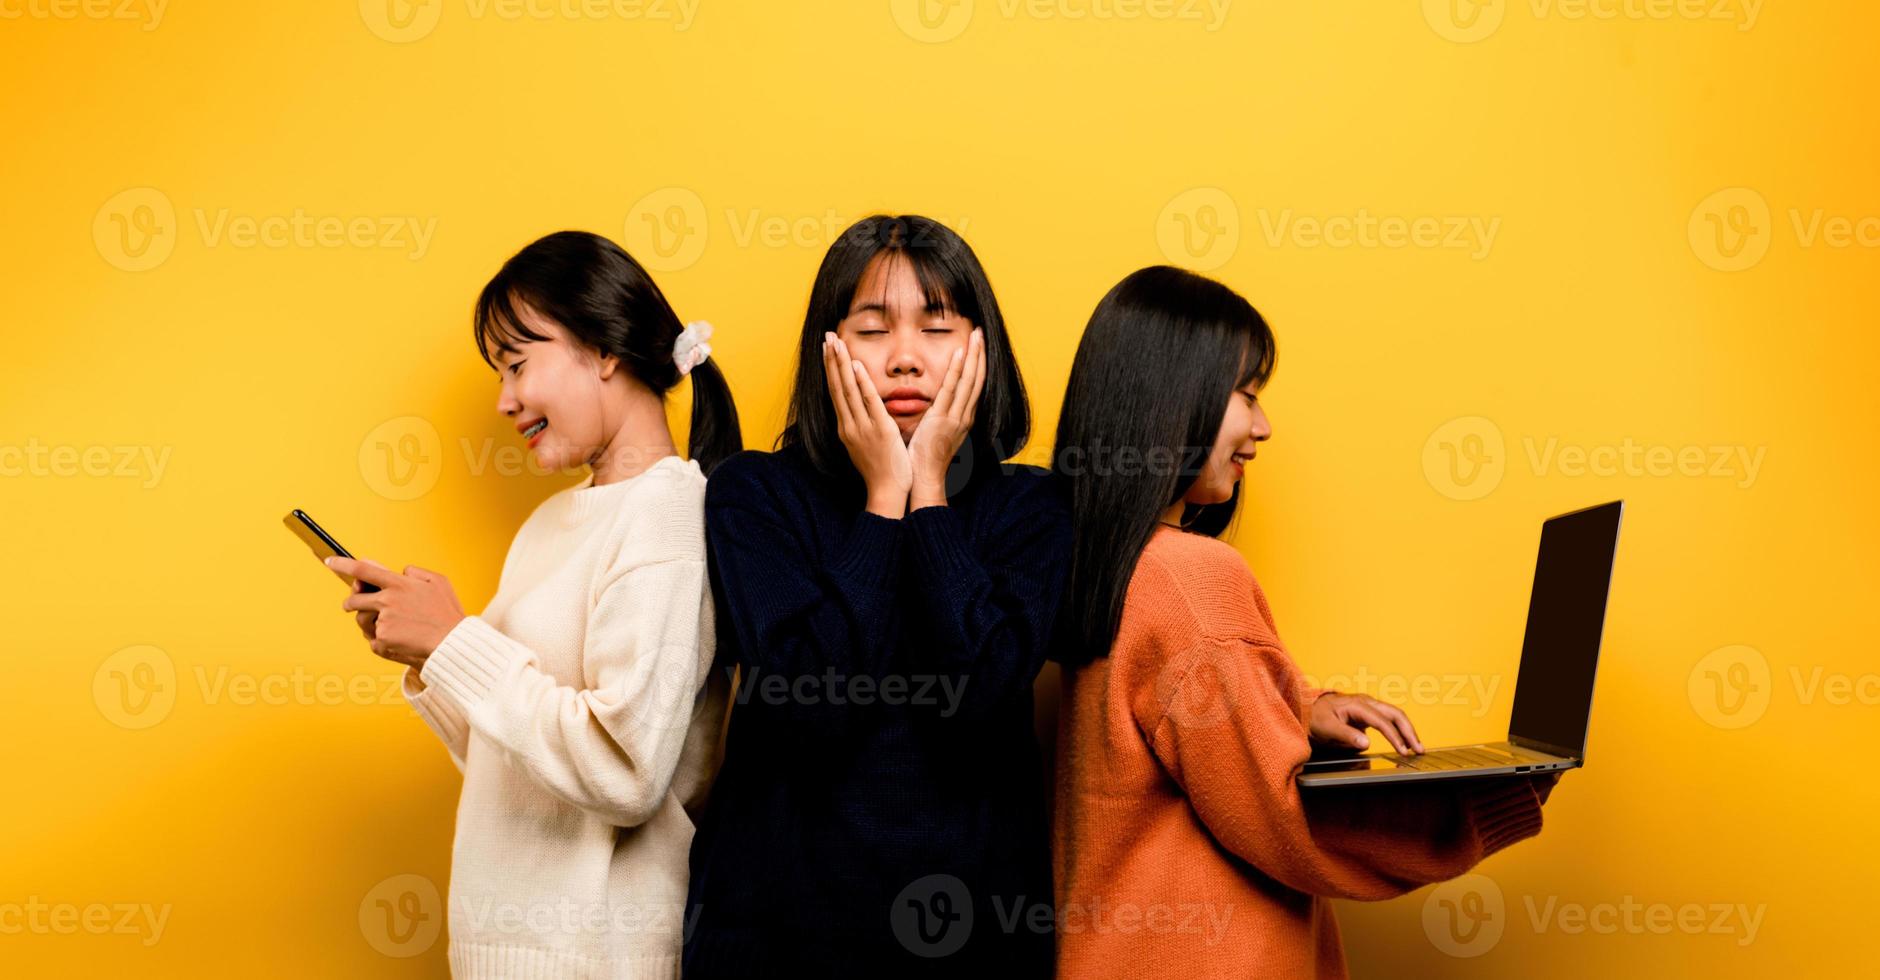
[1050,266,1557,980]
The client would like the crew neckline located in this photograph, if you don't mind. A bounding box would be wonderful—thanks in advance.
[564,454,694,524]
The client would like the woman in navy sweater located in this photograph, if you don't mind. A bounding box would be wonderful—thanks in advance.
[684,215,1068,977]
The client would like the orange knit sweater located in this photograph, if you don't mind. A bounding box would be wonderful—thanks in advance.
[1053,526,1544,980]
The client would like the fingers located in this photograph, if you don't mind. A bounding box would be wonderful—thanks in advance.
[1322,717,1371,750]
[831,337,872,434]
[328,557,399,588]
[849,358,898,430]
[355,609,377,639]
[403,564,445,584]
[1379,700,1424,753]
[928,342,967,419]
[822,334,856,434]
[342,591,389,613]
[1344,701,1416,755]
[958,328,986,425]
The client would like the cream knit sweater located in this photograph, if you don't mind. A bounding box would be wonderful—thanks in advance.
[400,454,726,979]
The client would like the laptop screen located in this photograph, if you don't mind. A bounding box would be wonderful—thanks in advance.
[1508,501,1623,756]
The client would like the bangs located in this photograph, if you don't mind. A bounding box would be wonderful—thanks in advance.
[851,225,975,323]
[1234,319,1278,391]
[473,282,554,368]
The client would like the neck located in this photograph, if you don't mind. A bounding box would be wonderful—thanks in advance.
[1160,500,1186,528]
[587,385,679,487]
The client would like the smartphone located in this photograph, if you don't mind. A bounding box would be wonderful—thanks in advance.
[284,509,379,593]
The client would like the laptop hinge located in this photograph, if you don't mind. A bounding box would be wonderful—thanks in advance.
[1510,734,1579,760]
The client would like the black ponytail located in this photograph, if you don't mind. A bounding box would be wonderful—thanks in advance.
[472,230,742,475]
[677,355,742,475]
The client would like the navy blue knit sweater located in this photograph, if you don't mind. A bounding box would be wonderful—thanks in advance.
[683,443,1070,978]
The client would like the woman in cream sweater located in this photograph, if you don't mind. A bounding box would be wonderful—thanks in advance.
[328,231,738,978]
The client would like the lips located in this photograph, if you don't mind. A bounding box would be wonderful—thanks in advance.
[883,387,931,417]
[518,417,548,447]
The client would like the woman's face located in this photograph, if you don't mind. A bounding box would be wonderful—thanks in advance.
[493,305,618,473]
[833,253,976,443]
[1181,379,1272,505]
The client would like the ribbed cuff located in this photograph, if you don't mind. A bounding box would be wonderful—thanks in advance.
[828,510,905,589]
[420,616,524,712]
[1463,776,1546,857]
[403,666,470,748]
[904,504,980,587]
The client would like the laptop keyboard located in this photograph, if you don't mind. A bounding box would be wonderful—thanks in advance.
[1384,745,1533,771]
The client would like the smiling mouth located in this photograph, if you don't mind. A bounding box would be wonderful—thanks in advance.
[522,419,548,443]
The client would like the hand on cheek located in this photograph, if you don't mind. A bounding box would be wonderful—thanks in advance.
[908,328,985,510]
[822,333,914,518]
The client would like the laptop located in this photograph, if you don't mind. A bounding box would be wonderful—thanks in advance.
[1298,500,1623,788]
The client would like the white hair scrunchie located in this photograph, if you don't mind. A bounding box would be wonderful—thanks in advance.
[673,320,714,376]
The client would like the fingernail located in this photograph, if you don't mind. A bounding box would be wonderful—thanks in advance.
[323,557,333,567]
[1355,735,1369,748]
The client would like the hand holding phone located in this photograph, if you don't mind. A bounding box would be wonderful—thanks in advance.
[283,509,380,593]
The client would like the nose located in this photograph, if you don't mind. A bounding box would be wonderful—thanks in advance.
[496,382,521,417]
[1247,401,1273,445]
[885,330,921,378]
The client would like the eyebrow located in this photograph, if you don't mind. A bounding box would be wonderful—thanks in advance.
[846,299,958,319]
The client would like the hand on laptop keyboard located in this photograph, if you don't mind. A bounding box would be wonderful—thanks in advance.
[1307,692,1426,755]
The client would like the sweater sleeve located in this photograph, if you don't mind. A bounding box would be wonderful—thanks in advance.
[415,554,713,827]
[899,472,1072,723]
[703,456,906,722]
[401,666,469,773]
[1137,635,1543,901]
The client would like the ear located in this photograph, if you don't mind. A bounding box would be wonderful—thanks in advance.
[596,353,619,381]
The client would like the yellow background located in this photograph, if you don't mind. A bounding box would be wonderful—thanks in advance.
[3,0,1873,974]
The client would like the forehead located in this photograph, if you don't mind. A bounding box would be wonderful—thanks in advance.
[494,303,566,361]
[848,252,953,315]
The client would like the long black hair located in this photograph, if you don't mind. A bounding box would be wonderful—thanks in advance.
[471,230,742,475]
[1052,266,1277,665]
[777,215,1030,486]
